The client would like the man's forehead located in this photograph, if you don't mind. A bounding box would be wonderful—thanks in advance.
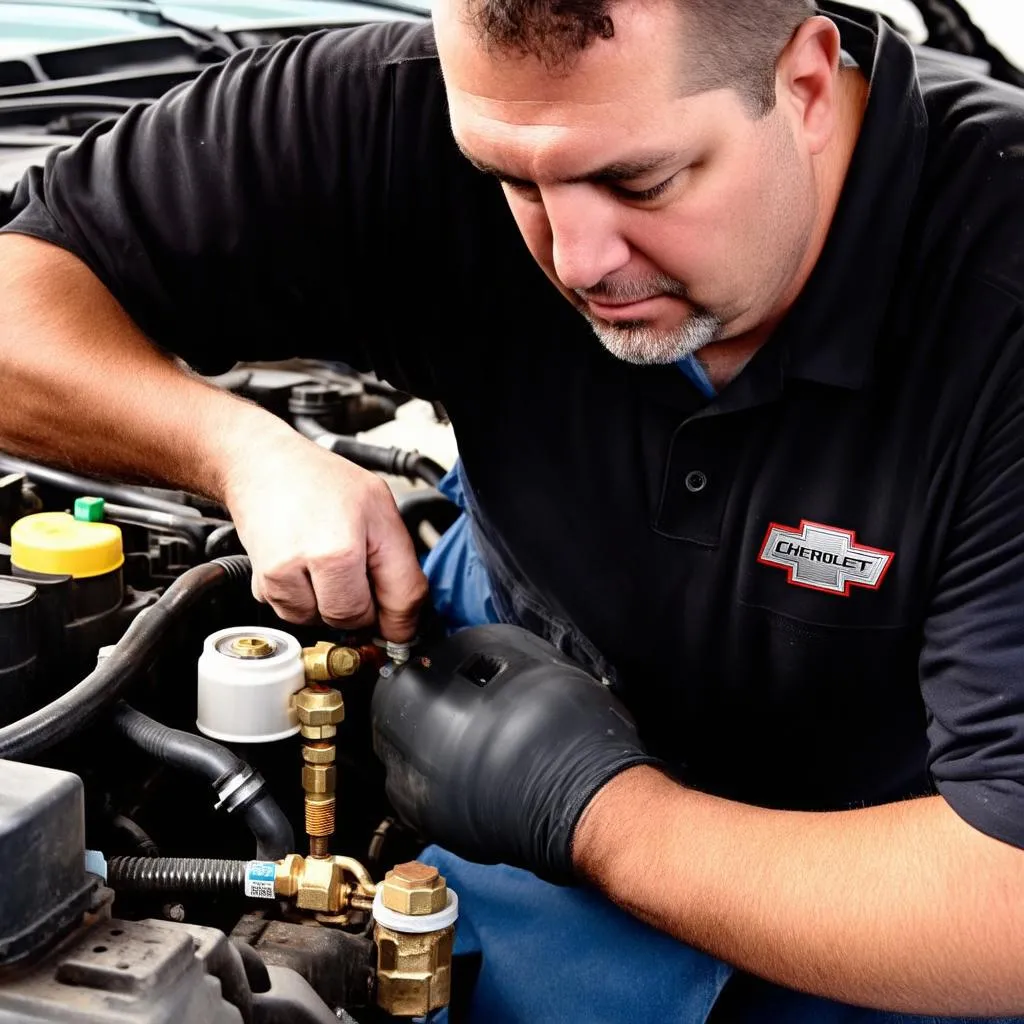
[434,0,686,107]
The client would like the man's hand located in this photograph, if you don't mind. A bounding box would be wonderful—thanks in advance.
[0,236,428,642]
[370,623,660,882]
[219,418,429,641]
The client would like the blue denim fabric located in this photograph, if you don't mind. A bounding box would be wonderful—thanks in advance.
[419,462,1021,1024]
[421,464,498,633]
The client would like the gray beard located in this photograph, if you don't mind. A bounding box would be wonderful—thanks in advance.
[582,306,724,365]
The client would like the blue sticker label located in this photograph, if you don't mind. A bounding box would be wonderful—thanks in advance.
[245,861,277,898]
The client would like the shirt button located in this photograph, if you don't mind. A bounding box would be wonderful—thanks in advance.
[685,470,707,493]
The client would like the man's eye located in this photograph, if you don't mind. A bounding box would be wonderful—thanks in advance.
[613,174,679,203]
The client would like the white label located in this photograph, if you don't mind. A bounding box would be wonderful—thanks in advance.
[244,861,278,899]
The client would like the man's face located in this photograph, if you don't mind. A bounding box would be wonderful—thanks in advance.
[434,0,821,364]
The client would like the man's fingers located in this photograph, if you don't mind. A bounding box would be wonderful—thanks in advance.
[368,520,430,643]
[307,550,378,631]
[254,563,318,624]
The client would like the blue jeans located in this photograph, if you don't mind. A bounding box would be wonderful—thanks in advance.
[420,462,1022,1024]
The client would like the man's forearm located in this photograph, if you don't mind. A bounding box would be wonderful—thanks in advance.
[0,233,296,499]
[573,766,1024,1016]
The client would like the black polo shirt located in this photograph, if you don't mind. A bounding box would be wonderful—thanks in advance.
[5,3,1024,849]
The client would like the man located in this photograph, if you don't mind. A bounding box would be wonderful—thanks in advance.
[1,0,1024,1018]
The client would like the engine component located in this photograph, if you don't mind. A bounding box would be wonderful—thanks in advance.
[109,701,294,860]
[107,857,249,895]
[0,555,252,759]
[7,503,136,706]
[0,760,96,966]
[10,507,124,579]
[230,914,375,1015]
[291,389,447,489]
[0,912,345,1024]
[0,576,39,722]
[0,453,201,519]
[108,853,376,920]
[301,641,361,683]
[294,686,345,858]
[197,626,305,744]
[372,861,458,1018]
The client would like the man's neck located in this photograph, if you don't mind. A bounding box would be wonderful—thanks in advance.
[700,66,871,393]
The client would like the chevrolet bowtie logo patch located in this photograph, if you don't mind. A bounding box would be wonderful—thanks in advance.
[758,520,894,596]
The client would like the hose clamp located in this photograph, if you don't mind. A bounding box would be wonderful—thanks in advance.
[214,767,266,814]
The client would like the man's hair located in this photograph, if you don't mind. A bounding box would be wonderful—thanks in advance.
[467,0,816,116]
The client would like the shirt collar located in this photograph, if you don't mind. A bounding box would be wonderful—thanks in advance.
[778,5,930,390]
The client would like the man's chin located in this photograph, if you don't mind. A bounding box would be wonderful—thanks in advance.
[585,314,721,366]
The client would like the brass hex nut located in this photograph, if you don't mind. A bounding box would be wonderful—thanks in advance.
[302,764,336,795]
[293,688,345,726]
[301,743,336,765]
[296,856,342,913]
[299,724,337,741]
[374,924,454,1017]
[381,862,448,916]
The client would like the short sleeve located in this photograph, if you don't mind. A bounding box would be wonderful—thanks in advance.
[0,21,475,394]
[922,327,1024,849]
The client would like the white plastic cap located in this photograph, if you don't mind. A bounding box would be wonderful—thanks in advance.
[196,626,305,743]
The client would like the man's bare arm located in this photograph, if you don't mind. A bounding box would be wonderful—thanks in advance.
[573,765,1024,1016]
[0,234,428,638]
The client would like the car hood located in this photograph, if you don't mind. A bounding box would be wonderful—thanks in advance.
[0,0,426,59]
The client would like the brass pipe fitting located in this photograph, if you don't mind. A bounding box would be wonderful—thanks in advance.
[271,853,376,916]
[294,687,344,858]
[302,641,361,682]
[374,862,455,1017]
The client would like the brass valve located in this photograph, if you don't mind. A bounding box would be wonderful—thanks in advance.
[294,686,344,858]
[302,641,361,682]
[374,862,455,1017]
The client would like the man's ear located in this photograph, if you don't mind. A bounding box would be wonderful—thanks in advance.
[775,15,843,155]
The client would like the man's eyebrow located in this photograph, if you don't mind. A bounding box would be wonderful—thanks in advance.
[456,144,678,185]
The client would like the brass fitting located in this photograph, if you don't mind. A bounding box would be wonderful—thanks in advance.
[294,687,345,729]
[301,763,336,794]
[301,743,336,765]
[228,635,275,659]
[271,853,376,916]
[296,691,342,858]
[294,855,342,913]
[375,862,454,1016]
[381,862,448,916]
[302,641,361,682]
[274,853,304,898]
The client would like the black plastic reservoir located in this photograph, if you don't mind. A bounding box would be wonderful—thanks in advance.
[0,576,38,726]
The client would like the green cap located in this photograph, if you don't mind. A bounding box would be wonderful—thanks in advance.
[73,496,106,523]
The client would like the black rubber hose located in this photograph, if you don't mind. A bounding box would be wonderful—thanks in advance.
[204,522,240,558]
[0,555,252,760]
[0,453,205,518]
[292,416,447,488]
[103,502,231,554]
[108,857,247,895]
[111,814,160,857]
[110,702,294,860]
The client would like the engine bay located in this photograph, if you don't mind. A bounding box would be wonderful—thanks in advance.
[0,361,463,1023]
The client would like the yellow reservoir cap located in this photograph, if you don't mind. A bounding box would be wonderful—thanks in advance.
[11,512,124,579]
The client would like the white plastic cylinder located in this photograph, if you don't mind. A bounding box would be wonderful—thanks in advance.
[196,626,305,743]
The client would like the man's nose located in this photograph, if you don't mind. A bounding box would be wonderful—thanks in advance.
[544,185,630,293]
